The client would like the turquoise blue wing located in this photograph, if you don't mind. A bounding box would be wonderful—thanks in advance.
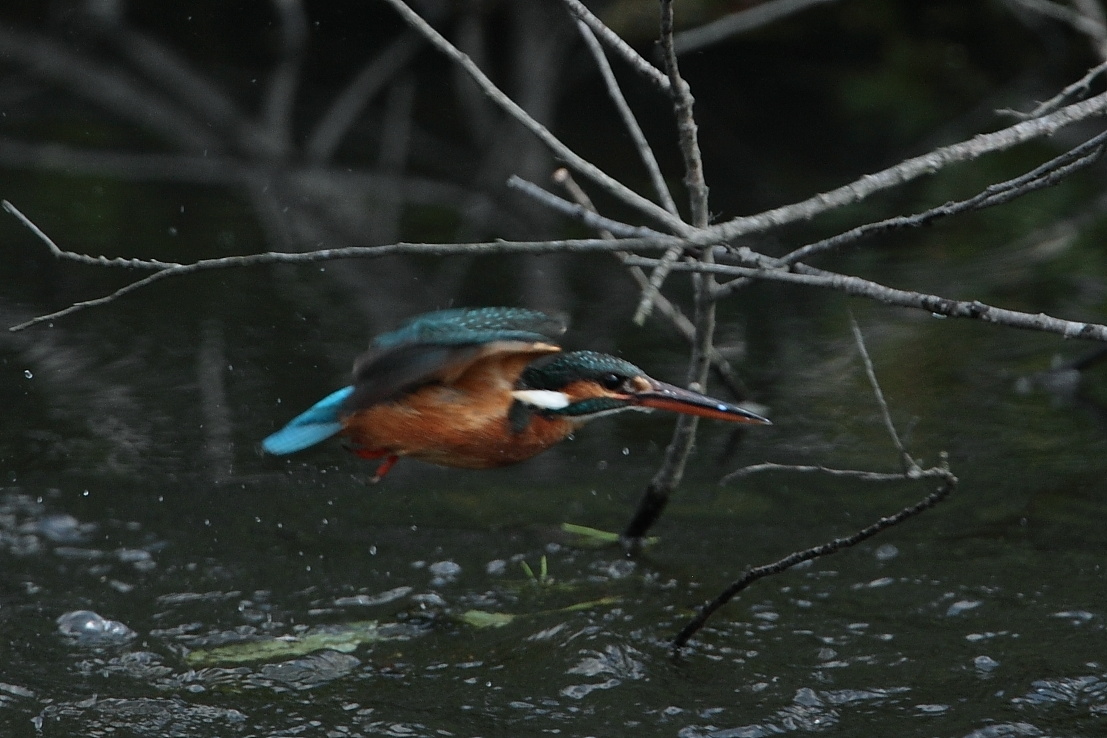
[262,386,354,455]
[370,307,565,350]
[347,307,565,409]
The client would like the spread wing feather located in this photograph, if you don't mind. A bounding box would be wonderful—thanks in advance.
[344,308,565,411]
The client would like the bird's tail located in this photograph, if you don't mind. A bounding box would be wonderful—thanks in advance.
[262,386,354,455]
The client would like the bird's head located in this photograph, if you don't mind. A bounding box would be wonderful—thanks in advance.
[511,351,771,424]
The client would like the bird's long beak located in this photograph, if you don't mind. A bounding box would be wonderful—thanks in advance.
[630,378,771,424]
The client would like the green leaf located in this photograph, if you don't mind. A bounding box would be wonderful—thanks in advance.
[560,522,659,548]
[456,610,517,628]
[184,620,390,666]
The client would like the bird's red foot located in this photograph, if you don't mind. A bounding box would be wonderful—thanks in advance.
[345,444,399,483]
[369,454,399,484]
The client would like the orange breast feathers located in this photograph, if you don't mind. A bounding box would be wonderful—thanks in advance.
[340,346,576,469]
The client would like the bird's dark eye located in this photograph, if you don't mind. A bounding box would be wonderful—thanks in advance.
[600,373,624,390]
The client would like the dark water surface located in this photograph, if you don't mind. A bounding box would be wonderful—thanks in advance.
[3,245,1107,737]
[4,3,1107,736]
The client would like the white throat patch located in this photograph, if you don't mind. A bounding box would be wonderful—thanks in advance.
[511,389,571,410]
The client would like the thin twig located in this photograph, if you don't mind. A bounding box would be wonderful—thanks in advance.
[380,0,692,236]
[551,168,750,400]
[624,0,716,543]
[575,21,678,215]
[850,314,914,471]
[622,255,1107,342]
[672,469,957,650]
[674,0,839,55]
[558,0,671,93]
[700,89,1107,244]
[713,127,1107,279]
[4,198,695,331]
[671,312,959,648]
[711,129,1107,300]
[1001,60,1107,119]
[722,462,950,483]
[506,177,668,238]
[661,1,709,228]
[2,201,179,270]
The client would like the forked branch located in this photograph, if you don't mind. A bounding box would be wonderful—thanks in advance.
[672,320,956,650]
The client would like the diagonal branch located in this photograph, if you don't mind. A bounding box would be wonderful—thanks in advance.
[674,0,840,55]
[701,91,1107,243]
[506,176,667,238]
[550,168,751,400]
[712,127,1107,300]
[722,462,951,483]
[3,200,692,332]
[574,21,678,215]
[850,314,915,471]
[623,255,1107,342]
[787,128,1107,263]
[672,470,956,651]
[381,0,692,236]
[623,0,717,544]
[558,0,671,93]
[674,319,954,649]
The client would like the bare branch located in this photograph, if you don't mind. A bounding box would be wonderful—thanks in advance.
[507,176,667,237]
[675,300,955,647]
[850,314,914,471]
[701,90,1107,243]
[2,201,178,270]
[674,0,839,55]
[721,462,951,484]
[4,199,692,331]
[551,167,750,400]
[709,127,1107,301]
[623,255,1107,342]
[1002,60,1107,119]
[10,269,180,332]
[624,0,716,544]
[660,1,709,227]
[673,469,957,650]
[635,0,712,325]
[380,0,692,235]
[558,0,671,93]
[575,21,678,215]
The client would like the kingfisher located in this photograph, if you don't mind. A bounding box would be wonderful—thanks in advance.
[262,307,770,480]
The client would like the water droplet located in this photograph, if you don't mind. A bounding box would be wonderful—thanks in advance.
[622,447,630,455]
[23,370,32,379]
[56,610,136,644]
